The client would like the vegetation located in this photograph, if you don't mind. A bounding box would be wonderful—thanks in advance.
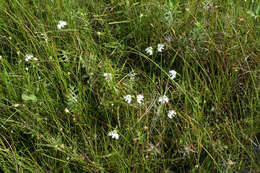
[0,0,259,172]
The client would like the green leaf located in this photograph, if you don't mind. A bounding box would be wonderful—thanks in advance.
[256,3,260,16]
[22,93,37,102]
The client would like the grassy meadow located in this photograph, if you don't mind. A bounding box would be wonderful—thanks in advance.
[0,0,259,172]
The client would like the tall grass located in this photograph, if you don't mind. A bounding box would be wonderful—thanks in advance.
[0,0,259,172]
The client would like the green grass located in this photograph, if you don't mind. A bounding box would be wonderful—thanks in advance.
[0,0,259,172]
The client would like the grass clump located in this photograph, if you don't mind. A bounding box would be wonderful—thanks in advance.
[0,0,259,172]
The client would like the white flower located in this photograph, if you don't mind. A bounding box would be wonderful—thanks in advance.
[158,95,169,103]
[227,159,236,166]
[12,104,20,107]
[136,94,144,104]
[57,20,67,29]
[25,54,33,61]
[108,130,119,140]
[129,72,136,81]
[103,73,112,81]
[145,47,153,55]
[167,110,176,119]
[124,95,132,104]
[169,70,177,80]
[157,43,165,52]
[64,108,70,113]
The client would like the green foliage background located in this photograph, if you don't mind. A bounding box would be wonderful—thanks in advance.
[0,0,259,172]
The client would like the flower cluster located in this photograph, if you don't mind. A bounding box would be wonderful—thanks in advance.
[158,95,169,103]
[145,47,153,55]
[136,94,144,104]
[124,95,132,104]
[157,43,165,52]
[57,20,67,29]
[18,17,181,144]
[124,94,144,105]
[104,73,113,81]
[169,70,177,80]
[145,44,177,80]
[158,95,177,119]
[108,130,119,140]
[167,110,176,119]
[145,43,165,56]
[25,54,33,61]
